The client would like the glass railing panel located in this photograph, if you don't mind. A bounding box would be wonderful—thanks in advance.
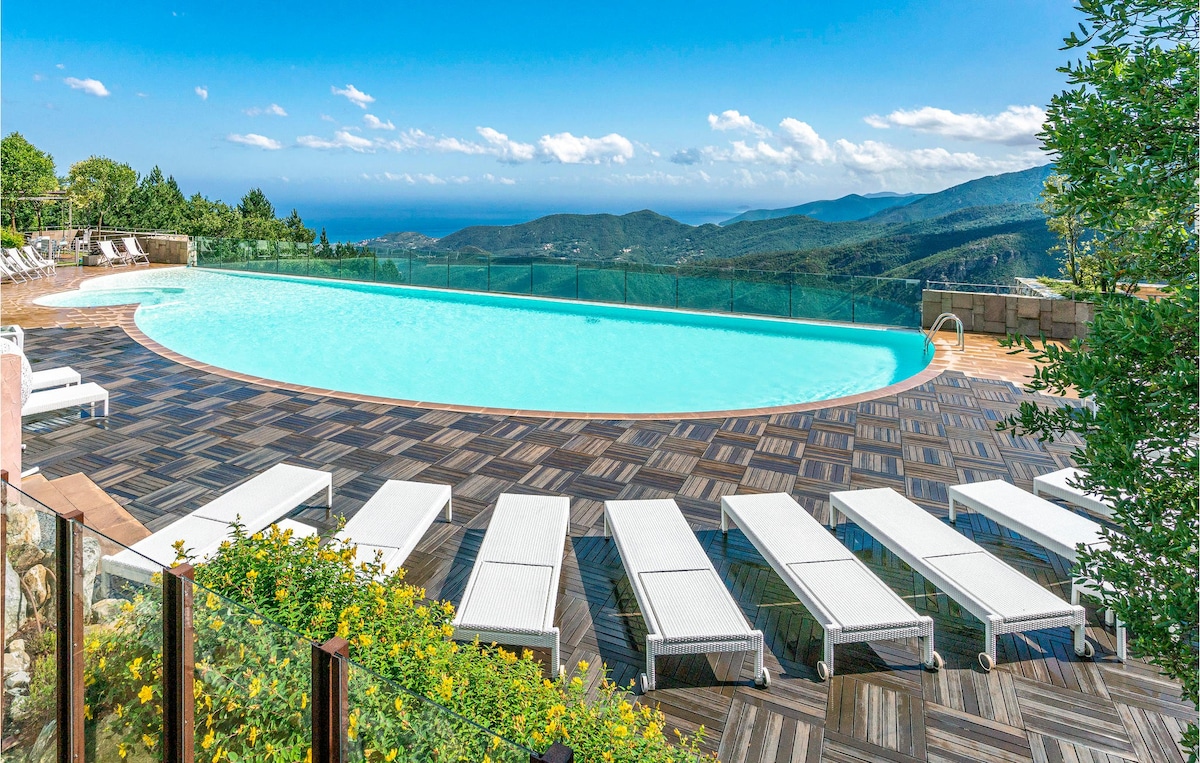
[331,256,377,282]
[732,270,791,317]
[625,267,677,308]
[277,255,311,277]
[80,525,165,761]
[375,254,411,284]
[850,277,922,327]
[345,659,532,763]
[531,261,578,298]
[488,257,533,295]
[410,255,451,288]
[2,490,59,758]
[577,262,626,303]
[191,578,313,762]
[448,253,489,291]
[792,273,856,322]
[676,268,733,312]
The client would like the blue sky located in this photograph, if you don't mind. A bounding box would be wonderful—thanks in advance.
[3,0,1078,220]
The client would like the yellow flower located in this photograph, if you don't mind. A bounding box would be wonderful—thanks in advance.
[300,693,308,710]
[115,703,124,718]
[205,592,220,610]
[357,634,373,648]
[389,643,401,658]
[142,734,156,750]
[436,675,454,703]
[384,750,398,762]
[138,685,153,704]
[275,588,288,601]
[248,617,264,627]
[612,724,628,738]
[201,730,215,750]
[128,657,144,680]
[394,697,404,714]
[248,726,260,746]
[98,656,106,671]
[602,754,613,763]
[118,743,129,759]
[209,618,224,631]
[246,569,258,580]
[577,659,590,674]
[248,677,262,697]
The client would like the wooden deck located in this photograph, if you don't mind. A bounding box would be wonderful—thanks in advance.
[15,324,1190,762]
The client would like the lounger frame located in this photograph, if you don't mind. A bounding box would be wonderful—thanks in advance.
[605,498,768,692]
[948,480,1125,661]
[830,488,1088,671]
[1032,467,1114,518]
[334,479,452,575]
[453,494,569,675]
[721,493,939,679]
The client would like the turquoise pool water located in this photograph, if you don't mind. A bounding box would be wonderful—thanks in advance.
[39,268,933,414]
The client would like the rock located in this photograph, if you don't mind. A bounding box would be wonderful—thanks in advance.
[6,502,40,549]
[8,693,31,723]
[7,639,24,654]
[82,536,101,616]
[4,555,19,632]
[8,540,44,571]
[90,598,125,624]
[21,565,51,611]
[27,718,55,761]
[3,669,28,691]
[2,650,29,676]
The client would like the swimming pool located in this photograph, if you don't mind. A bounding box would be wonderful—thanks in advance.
[39,268,934,414]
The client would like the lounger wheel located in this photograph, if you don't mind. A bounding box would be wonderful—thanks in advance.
[925,652,944,671]
[978,652,994,672]
[1076,641,1095,659]
[755,668,770,689]
[816,661,830,681]
[639,674,650,694]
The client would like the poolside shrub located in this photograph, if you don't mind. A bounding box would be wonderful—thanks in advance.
[0,227,24,248]
[81,524,711,762]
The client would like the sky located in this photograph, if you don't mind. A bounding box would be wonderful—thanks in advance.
[2,0,1082,231]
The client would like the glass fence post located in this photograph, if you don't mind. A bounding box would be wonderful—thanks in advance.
[408,254,413,284]
[728,274,734,312]
[575,264,580,299]
[56,510,85,763]
[623,267,628,303]
[487,256,492,291]
[313,637,349,763]
[163,563,196,763]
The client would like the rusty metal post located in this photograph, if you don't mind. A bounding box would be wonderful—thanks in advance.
[312,637,349,763]
[56,509,85,763]
[163,564,196,763]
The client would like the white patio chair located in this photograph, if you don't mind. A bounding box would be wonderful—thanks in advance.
[21,382,109,418]
[334,479,452,575]
[20,245,55,275]
[829,488,1089,671]
[722,492,941,679]
[4,249,40,279]
[453,493,570,676]
[1032,467,1114,518]
[605,498,770,693]
[0,256,27,284]
[121,236,152,265]
[948,479,1126,660]
[30,365,81,391]
[97,240,130,267]
[103,463,333,584]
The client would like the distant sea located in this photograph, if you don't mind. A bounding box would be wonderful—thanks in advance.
[296,202,740,244]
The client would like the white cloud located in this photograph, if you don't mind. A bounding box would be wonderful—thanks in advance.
[864,105,1046,145]
[476,127,537,163]
[707,109,770,137]
[227,133,282,150]
[777,118,835,163]
[194,85,208,101]
[245,103,287,117]
[538,132,634,164]
[297,130,375,152]
[32,73,44,82]
[331,83,374,109]
[669,148,702,165]
[320,114,335,122]
[363,114,395,130]
[380,126,537,163]
[64,77,109,97]
[483,173,517,185]
[834,139,993,173]
[56,63,65,69]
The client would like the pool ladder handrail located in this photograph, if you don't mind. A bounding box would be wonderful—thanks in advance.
[924,312,965,353]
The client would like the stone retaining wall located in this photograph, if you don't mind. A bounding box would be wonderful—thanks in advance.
[922,289,1094,339]
[133,234,189,264]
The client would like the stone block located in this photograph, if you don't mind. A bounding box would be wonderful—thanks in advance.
[1016,296,1040,318]
[1076,301,1094,324]
[951,291,975,309]
[958,311,975,331]
[1051,322,1075,340]
[1052,299,1076,323]
[1017,317,1041,336]
[982,320,1007,335]
[1040,312,1053,331]
[983,294,1006,322]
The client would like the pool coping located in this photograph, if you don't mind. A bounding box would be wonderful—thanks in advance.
[58,267,954,421]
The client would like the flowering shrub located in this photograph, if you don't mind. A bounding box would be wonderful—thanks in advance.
[82,524,710,762]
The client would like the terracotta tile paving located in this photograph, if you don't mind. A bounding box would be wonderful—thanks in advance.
[3,269,1187,761]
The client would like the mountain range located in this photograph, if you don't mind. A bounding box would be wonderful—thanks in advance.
[363,164,1059,283]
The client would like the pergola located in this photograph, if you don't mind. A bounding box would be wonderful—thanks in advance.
[11,190,73,230]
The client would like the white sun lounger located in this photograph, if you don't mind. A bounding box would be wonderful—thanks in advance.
[97,240,130,267]
[721,493,941,679]
[948,479,1125,660]
[103,463,333,584]
[605,498,769,693]
[21,245,55,274]
[30,366,81,391]
[453,494,570,675]
[0,257,27,284]
[829,488,1089,671]
[334,479,452,575]
[22,381,109,418]
[4,249,39,279]
[121,236,152,265]
[1032,468,1114,518]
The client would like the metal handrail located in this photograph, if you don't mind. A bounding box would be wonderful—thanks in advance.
[925,312,965,353]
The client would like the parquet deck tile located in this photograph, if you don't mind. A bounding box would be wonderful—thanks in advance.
[12,323,1191,763]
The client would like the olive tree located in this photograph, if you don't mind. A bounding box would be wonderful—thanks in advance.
[67,156,137,232]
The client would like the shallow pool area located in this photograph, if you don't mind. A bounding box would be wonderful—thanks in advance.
[39,268,934,413]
